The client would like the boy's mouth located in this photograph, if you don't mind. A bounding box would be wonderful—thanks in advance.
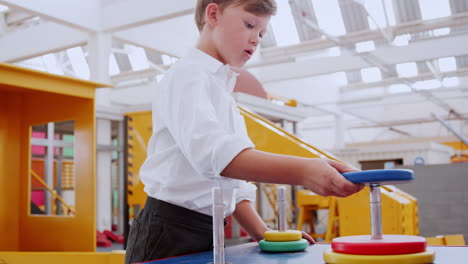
[244,49,253,57]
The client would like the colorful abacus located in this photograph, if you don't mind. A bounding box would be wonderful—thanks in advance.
[323,169,436,264]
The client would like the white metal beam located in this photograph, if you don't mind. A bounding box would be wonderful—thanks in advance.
[340,68,468,92]
[114,14,199,58]
[253,34,468,83]
[0,21,87,62]
[0,0,100,32]
[102,0,196,32]
[260,12,468,59]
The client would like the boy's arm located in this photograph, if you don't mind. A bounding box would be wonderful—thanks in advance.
[231,200,269,242]
[232,200,315,243]
[222,148,363,197]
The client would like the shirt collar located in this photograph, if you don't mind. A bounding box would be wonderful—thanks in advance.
[187,48,224,73]
[187,48,239,92]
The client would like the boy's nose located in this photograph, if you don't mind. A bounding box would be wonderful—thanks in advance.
[250,35,259,47]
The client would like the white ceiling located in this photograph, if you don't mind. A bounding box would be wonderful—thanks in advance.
[0,0,467,149]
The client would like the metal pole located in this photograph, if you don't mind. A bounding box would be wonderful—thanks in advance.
[278,186,287,231]
[432,112,468,146]
[369,184,383,239]
[212,187,225,264]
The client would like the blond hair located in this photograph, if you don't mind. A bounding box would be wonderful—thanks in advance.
[195,0,277,31]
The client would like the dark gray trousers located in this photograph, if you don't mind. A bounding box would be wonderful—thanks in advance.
[125,197,214,264]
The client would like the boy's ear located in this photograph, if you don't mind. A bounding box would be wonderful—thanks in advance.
[205,3,219,28]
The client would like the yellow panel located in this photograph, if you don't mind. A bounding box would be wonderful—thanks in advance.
[18,92,96,251]
[0,63,111,98]
[337,186,418,236]
[426,236,445,246]
[442,141,468,151]
[443,234,466,246]
[240,107,336,159]
[0,251,125,264]
[0,93,22,251]
[125,111,153,219]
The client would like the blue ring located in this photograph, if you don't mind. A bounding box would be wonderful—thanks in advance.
[342,169,414,184]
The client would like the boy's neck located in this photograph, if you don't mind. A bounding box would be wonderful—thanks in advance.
[196,30,226,65]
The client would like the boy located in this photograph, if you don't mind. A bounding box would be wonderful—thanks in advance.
[125,0,363,263]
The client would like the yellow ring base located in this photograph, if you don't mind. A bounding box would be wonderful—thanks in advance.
[264,230,302,242]
[323,249,435,264]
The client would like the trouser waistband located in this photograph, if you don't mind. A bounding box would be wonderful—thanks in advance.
[145,196,214,231]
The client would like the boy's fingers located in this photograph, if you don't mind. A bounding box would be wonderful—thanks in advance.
[331,173,365,197]
[302,231,315,244]
[326,159,358,173]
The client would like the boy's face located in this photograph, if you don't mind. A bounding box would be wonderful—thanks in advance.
[211,4,271,67]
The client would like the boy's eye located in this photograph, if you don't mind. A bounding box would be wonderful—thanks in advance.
[245,22,254,29]
[259,33,263,38]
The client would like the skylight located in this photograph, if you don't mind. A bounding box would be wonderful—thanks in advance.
[438,57,456,72]
[413,79,441,90]
[125,44,149,71]
[66,47,90,79]
[433,27,450,36]
[334,72,348,86]
[312,0,346,36]
[393,34,411,46]
[361,67,382,82]
[0,4,8,12]
[442,77,459,87]
[42,54,64,75]
[355,41,375,53]
[161,54,178,65]
[362,0,395,28]
[109,54,120,75]
[388,84,411,93]
[418,0,451,20]
[270,0,300,46]
[396,62,418,77]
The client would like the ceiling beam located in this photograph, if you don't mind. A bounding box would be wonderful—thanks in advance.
[0,0,100,32]
[259,12,468,59]
[0,21,87,62]
[113,14,199,58]
[102,0,195,32]
[340,68,468,92]
[253,33,468,83]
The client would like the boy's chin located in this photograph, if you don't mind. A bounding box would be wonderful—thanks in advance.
[231,60,247,67]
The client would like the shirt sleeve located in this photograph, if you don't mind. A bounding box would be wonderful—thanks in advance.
[159,66,254,179]
[235,181,257,204]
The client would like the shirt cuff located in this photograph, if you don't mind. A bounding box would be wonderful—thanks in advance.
[236,181,257,204]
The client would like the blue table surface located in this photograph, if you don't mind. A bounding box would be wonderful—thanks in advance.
[145,242,468,264]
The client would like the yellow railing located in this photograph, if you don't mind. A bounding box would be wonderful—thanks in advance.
[30,169,75,215]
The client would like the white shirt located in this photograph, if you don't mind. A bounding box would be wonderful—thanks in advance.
[139,48,257,217]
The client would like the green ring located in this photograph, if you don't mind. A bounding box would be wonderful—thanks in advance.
[259,239,309,252]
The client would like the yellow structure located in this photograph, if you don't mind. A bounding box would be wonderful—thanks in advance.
[426,234,466,246]
[337,185,419,236]
[296,190,338,242]
[126,111,153,219]
[0,63,123,263]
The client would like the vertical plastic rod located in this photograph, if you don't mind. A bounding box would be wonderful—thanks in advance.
[212,187,225,264]
[277,186,287,232]
[369,184,383,239]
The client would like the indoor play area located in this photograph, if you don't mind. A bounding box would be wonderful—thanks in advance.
[1,0,468,263]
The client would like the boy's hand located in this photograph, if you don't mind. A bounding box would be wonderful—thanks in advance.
[301,158,364,197]
[301,231,315,244]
